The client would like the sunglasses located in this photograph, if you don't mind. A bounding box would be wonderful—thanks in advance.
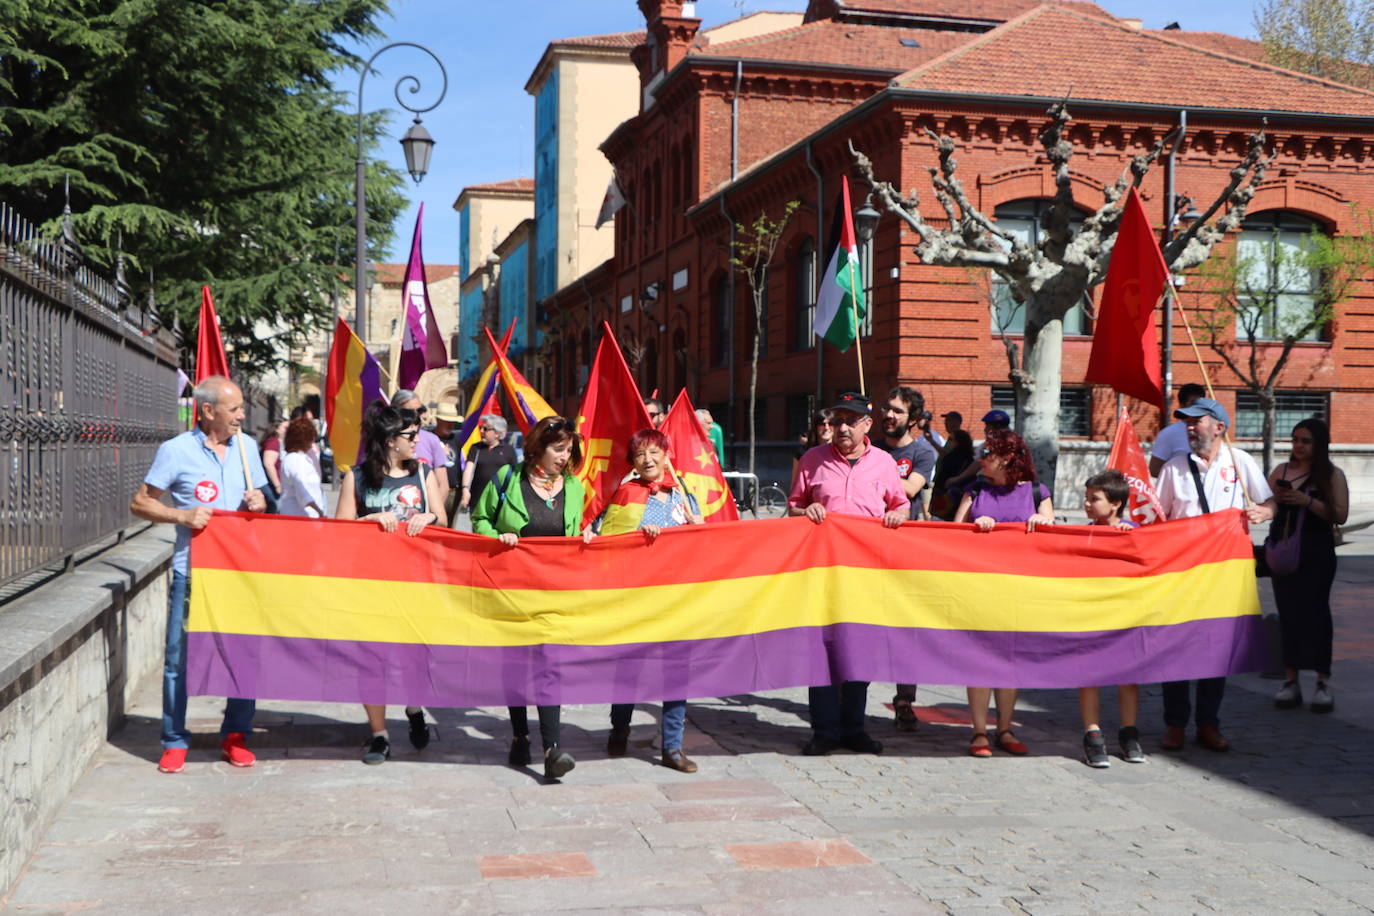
[396,430,419,441]
[826,415,867,428]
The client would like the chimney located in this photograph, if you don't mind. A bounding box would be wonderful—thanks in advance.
[1121,18,1143,29]
[633,0,702,85]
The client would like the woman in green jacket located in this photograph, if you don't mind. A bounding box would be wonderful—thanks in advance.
[472,415,591,781]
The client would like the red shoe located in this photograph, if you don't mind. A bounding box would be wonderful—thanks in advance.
[969,732,992,758]
[221,733,256,767]
[158,747,187,774]
[995,729,1029,756]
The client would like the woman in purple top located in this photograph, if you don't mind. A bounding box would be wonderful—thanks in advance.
[952,429,1054,758]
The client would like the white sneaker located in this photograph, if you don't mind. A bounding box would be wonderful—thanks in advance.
[1311,681,1334,713]
[1274,680,1302,709]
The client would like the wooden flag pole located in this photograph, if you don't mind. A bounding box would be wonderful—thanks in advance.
[1173,286,1254,507]
[845,258,866,395]
[235,430,256,500]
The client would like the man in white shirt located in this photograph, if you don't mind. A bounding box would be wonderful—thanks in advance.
[1149,383,1206,477]
[1154,397,1275,753]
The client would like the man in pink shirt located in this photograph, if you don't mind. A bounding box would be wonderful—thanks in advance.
[788,392,908,756]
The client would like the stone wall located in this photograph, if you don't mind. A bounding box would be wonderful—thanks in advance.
[0,527,172,895]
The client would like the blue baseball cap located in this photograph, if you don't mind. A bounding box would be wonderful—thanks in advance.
[982,409,1011,426]
[1174,397,1230,428]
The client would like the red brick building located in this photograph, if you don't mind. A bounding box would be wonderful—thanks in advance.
[539,0,1374,494]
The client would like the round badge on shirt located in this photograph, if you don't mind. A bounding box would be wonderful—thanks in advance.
[895,458,912,477]
[396,485,423,510]
[1220,466,1238,483]
[194,480,219,503]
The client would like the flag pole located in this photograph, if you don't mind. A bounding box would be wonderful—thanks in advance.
[845,259,866,395]
[1173,285,1253,507]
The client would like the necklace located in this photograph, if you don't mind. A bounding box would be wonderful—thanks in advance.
[529,472,562,508]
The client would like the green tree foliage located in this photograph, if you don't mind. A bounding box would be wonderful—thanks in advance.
[1190,207,1374,470]
[0,0,410,373]
[1255,0,1374,90]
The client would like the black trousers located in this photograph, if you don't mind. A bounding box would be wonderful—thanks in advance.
[509,705,560,749]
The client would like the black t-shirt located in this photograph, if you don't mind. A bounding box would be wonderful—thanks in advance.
[875,437,938,519]
[468,442,518,503]
[519,476,566,537]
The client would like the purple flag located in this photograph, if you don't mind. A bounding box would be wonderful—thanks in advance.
[396,203,448,389]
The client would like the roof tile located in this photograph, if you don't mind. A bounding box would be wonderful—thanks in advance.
[692,19,979,71]
[895,5,1374,115]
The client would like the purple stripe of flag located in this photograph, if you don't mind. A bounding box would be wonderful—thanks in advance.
[188,617,1268,708]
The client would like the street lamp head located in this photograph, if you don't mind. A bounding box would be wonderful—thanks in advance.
[854,198,881,244]
[400,118,434,184]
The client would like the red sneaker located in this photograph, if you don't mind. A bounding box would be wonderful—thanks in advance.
[158,747,187,774]
[221,733,256,767]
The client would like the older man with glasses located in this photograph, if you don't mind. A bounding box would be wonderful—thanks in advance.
[788,391,909,756]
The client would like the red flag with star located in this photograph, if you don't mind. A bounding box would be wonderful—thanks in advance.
[574,324,655,522]
[661,389,739,523]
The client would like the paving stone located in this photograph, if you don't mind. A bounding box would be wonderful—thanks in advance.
[479,851,598,879]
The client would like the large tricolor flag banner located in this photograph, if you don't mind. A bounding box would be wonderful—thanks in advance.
[187,510,1266,706]
[324,317,385,474]
[575,323,655,521]
[396,203,448,390]
[1084,187,1168,408]
[484,326,556,435]
[814,177,866,352]
[195,285,230,383]
[660,389,739,523]
[1107,407,1165,526]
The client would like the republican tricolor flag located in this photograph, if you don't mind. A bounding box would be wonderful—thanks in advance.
[814,176,866,352]
[324,317,385,474]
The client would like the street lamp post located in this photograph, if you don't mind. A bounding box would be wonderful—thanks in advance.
[854,195,881,333]
[355,42,447,344]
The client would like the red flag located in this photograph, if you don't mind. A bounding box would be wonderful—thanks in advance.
[661,390,740,523]
[574,323,654,521]
[1085,188,1167,408]
[1106,407,1164,526]
[195,285,230,383]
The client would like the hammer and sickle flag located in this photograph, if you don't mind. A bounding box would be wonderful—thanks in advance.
[661,389,739,523]
[574,323,654,522]
[1084,187,1167,409]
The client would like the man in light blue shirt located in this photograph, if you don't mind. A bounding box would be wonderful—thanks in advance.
[131,375,267,774]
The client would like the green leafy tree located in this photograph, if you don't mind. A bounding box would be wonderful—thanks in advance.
[731,200,799,480]
[1256,0,1374,90]
[0,0,409,374]
[1189,208,1374,471]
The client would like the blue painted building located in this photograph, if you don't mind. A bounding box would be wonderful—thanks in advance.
[533,68,559,302]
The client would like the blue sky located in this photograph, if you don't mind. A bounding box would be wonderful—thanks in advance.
[346,0,1259,265]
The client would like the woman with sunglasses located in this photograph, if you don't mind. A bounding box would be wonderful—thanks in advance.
[336,402,447,764]
[460,414,517,511]
[473,415,592,781]
[952,429,1052,758]
[791,410,833,491]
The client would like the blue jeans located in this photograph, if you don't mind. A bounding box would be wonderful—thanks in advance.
[610,701,687,751]
[808,681,870,740]
[1162,677,1225,729]
[162,571,255,749]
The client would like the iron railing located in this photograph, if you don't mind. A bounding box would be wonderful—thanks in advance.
[0,201,180,591]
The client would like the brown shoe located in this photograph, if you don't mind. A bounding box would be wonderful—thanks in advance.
[1195,725,1230,752]
[661,749,698,773]
[607,726,630,757]
[1160,726,1186,751]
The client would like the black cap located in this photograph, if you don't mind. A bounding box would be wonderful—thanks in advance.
[827,392,872,417]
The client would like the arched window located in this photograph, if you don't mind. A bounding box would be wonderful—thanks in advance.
[791,238,816,352]
[990,199,1088,335]
[1237,212,1325,342]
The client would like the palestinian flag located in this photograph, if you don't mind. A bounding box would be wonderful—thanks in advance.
[814,176,865,352]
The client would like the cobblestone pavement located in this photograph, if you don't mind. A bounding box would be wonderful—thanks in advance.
[5,531,1373,915]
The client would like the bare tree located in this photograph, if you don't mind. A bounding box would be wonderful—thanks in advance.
[1256,0,1374,90]
[1190,208,1374,471]
[852,101,1270,488]
[732,200,800,478]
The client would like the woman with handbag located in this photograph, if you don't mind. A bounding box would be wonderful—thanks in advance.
[1268,418,1348,713]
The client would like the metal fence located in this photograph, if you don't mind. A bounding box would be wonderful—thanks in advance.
[0,201,180,592]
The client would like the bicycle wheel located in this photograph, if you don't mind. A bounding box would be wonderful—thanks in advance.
[755,484,788,518]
